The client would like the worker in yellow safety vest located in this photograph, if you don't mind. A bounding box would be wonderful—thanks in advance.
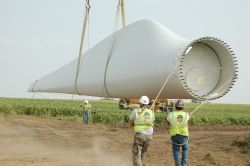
[130,96,155,166]
[167,99,191,166]
[81,99,91,124]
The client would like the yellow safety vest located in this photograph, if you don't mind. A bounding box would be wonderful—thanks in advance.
[83,103,91,112]
[168,111,189,136]
[133,108,154,133]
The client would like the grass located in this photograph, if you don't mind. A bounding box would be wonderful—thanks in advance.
[185,103,250,125]
[0,97,250,125]
[203,151,217,165]
[232,133,250,153]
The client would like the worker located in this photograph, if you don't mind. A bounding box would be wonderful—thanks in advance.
[169,99,174,112]
[81,99,91,124]
[167,99,191,166]
[159,101,167,113]
[119,98,126,109]
[130,96,155,166]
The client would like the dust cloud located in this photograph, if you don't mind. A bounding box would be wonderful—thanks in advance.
[0,116,132,166]
[78,138,131,166]
[3,116,250,165]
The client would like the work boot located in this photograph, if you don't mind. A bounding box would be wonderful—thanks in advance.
[175,161,181,166]
[182,161,188,166]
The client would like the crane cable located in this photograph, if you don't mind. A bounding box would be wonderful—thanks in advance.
[72,0,91,99]
[102,0,124,98]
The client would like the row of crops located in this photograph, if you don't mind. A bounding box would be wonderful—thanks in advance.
[0,97,250,125]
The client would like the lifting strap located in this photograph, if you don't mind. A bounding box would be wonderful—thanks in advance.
[121,0,126,29]
[31,80,38,99]
[72,0,91,97]
[102,0,125,98]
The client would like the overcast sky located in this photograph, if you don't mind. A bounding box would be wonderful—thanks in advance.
[0,0,249,104]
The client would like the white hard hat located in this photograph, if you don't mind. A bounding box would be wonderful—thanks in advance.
[139,96,149,105]
[83,99,88,104]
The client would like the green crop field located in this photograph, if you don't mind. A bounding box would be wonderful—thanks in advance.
[0,97,250,125]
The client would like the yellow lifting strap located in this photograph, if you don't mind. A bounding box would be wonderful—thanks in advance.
[120,0,126,29]
[73,0,91,97]
[74,0,126,98]
[102,0,127,97]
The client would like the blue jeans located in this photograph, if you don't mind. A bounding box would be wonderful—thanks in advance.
[83,112,89,124]
[171,135,189,166]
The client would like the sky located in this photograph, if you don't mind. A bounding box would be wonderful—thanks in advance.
[0,0,249,104]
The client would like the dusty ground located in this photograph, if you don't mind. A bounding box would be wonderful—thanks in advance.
[0,115,249,166]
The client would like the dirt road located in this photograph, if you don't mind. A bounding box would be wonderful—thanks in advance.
[0,115,249,166]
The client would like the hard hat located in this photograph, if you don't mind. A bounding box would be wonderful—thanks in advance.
[83,99,88,104]
[139,96,149,105]
[175,99,184,110]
